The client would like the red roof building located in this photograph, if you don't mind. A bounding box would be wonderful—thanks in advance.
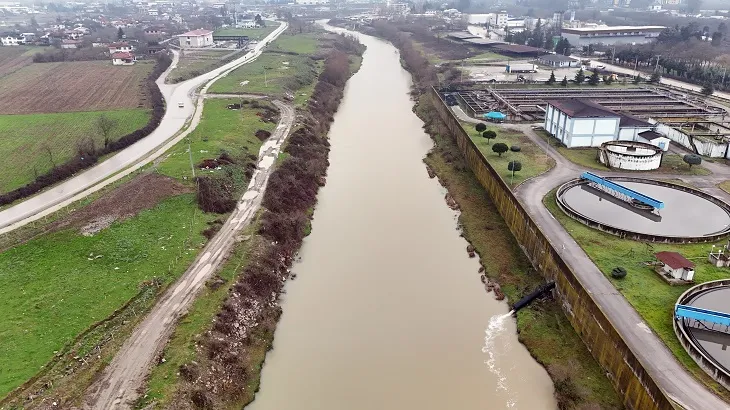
[655,251,695,281]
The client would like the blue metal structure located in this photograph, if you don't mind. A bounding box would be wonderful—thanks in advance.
[676,304,730,334]
[580,172,665,210]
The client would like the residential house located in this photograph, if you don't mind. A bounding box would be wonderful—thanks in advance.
[177,29,213,48]
[108,42,132,54]
[655,251,695,281]
[111,51,135,65]
[144,26,165,36]
[0,33,24,46]
[61,39,82,49]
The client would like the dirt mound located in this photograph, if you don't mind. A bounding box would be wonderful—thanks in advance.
[50,173,191,235]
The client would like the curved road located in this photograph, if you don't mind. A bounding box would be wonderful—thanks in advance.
[0,21,288,233]
[83,100,295,410]
[453,106,730,409]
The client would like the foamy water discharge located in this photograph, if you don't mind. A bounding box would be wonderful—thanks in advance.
[483,310,517,407]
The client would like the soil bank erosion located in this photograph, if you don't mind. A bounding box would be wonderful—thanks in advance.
[246,25,556,409]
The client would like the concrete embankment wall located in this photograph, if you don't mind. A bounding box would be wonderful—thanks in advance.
[429,87,673,410]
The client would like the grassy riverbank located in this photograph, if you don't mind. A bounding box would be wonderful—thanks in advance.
[543,189,730,401]
[134,32,365,409]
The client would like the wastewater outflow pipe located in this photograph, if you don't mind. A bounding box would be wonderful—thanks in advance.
[512,281,556,313]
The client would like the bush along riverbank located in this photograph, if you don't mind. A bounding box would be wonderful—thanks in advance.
[365,21,623,409]
[160,34,365,409]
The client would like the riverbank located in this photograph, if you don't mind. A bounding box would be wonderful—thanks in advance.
[133,33,365,409]
[360,20,622,409]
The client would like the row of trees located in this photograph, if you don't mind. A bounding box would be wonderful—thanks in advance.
[503,18,572,55]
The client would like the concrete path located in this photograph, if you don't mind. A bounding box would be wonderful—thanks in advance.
[83,101,295,410]
[0,22,289,234]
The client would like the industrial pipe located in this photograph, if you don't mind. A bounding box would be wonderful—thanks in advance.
[512,281,556,313]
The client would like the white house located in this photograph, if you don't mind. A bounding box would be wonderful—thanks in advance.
[544,99,622,148]
[537,54,578,68]
[655,251,695,281]
[1,34,24,46]
[108,42,132,53]
[60,39,82,49]
[637,130,671,151]
[111,51,135,65]
[177,29,213,48]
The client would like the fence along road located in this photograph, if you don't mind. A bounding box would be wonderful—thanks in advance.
[0,21,288,234]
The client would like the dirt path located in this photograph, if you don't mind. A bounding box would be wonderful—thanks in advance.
[83,101,294,410]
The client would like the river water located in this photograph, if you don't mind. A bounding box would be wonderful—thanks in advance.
[247,26,556,410]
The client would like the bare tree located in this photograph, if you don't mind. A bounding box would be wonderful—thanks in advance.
[97,114,117,148]
[43,143,55,167]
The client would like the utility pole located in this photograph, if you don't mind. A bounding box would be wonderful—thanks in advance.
[722,67,727,87]
[634,58,639,79]
[611,46,616,63]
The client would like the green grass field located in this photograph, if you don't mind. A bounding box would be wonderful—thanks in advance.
[0,109,150,193]
[208,34,320,96]
[0,194,216,397]
[156,99,276,180]
[166,49,242,84]
[463,122,554,187]
[214,21,278,40]
[543,190,730,401]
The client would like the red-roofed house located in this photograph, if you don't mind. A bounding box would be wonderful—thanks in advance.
[655,251,695,281]
[112,52,135,66]
[177,29,213,48]
[108,42,132,54]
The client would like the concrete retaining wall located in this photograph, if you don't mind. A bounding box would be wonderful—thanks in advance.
[675,280,730,391]
[430,87,674,410]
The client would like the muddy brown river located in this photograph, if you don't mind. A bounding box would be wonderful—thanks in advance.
[246,25,556,410]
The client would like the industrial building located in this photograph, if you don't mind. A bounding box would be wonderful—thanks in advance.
[561,26,665,46]
[544,99,629,148]
[537,54,579,68]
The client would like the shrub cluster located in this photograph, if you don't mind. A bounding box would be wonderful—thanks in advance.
[32,46,109,63]
[0,52,172,206]
[175,34,364,408]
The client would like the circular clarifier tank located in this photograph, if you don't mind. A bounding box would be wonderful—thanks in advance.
[557,177,730,241]
[685,287,730,374]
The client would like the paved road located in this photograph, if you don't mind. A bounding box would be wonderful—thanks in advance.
[452,106,730,409]
[0,22,288,233]
[83,101,294,410]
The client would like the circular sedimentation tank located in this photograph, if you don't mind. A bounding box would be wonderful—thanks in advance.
[675,281,730,389]
[598,140,662,171]
[556,177,730,242]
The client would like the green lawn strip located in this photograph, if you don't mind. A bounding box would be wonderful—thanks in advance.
[461,121,554,187]
[424,130,621,408]
[213,22,278,40]
[156,99,275,181]
[167,50,240,84]
[0,193,217,397]
[208,34,320,96]
[719,180,730,194]
[0,109,150,193]
[542,189,730,401]
[138,222,258,409]
[534,130,711,175]
[465,51,503,61]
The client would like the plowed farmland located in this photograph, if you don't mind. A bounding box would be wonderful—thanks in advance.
[0,60,154,114]
[0,46,40,79]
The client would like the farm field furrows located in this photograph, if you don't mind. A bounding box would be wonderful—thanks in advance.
[0,60,153,114]
[0,46,41,79]
[0,109,150,192]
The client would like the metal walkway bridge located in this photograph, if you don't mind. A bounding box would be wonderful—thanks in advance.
[676,304,730,335]
[580,172,665,210]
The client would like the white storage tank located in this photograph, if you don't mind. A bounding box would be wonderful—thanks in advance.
[598,140,663,171]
